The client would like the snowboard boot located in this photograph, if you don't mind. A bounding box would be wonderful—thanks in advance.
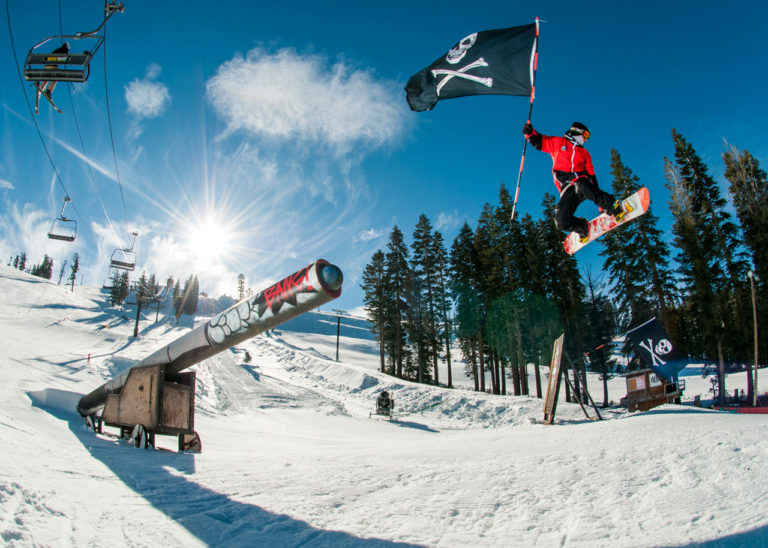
[610,200,626,222]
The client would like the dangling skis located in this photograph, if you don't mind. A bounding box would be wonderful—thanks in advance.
[563,186,650,254]
[35,83,63,114]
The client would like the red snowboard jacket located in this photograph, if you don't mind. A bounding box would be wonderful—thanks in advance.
[527,130,596,193]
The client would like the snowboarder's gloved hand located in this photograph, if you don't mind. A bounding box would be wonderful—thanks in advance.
[522,123,534,136]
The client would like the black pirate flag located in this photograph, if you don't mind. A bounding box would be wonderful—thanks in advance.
[405,23,537,112]
[626,318,686,381]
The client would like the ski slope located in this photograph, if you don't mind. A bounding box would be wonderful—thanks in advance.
[1,264,767,547]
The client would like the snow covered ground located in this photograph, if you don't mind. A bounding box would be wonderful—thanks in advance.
[1,263,767,547]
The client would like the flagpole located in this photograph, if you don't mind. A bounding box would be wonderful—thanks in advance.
[510,17,540,222]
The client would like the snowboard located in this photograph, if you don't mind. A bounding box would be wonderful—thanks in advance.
[563,186,650,255]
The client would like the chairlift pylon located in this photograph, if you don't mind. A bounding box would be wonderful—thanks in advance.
[47,196,77,242]
[109,230,138,271]
[23,1,124,84]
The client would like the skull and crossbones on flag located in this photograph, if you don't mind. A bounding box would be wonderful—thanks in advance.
[626,317,687,381]
[405,23,537,112]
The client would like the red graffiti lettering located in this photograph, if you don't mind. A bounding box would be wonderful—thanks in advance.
[262,265,312,311]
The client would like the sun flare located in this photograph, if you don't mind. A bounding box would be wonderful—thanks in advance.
[186,217,235,267]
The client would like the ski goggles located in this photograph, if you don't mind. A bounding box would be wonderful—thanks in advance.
[570,127,590,140]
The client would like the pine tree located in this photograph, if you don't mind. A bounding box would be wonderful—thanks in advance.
[450,222,482,391]
[118,272,130,304]
[133,272,151,337]
[600,149,677,332]
[537,193,585,354]
[18,252,27,271]
[723,144,768,362]
[237,274,246,301]
[411,214,439,384]
[58,261,68,285]
[110,271,123,305]
[67,253,80,291]
[384,226,410,378]
[494,184,531,394]
[181,275,200,315]
[31,255,54,280]
[666,130,749,361]
[361,250,387,372]
[173,279,181,309]
[431,230,453,388]
[191,276,200,313]
[582,268,617,406]
[473,203,502,393]
[176,275,192,322]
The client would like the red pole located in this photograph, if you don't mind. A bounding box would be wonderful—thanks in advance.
[510,17,540,222]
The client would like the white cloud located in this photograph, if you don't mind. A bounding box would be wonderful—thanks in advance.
[206,48,407,152]
[0,178,14,190]
[125,63,170,119]
[356,228,383,242]
[435,210,461,231]
[0,202,84,275]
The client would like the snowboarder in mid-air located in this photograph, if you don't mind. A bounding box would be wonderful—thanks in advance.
[523,122,625,243]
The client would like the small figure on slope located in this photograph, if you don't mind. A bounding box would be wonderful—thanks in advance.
[375,390,394,418]
[523,122,625,243]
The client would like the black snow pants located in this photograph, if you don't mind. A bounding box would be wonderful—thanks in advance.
[555,175,616,238]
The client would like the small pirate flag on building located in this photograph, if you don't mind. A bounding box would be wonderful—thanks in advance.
[626,318,687,381]
[405,23,538,112]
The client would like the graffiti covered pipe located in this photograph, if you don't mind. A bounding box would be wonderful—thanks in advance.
[77,259,343,417]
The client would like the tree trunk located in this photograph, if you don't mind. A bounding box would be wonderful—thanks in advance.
[489,352,498,394]
[534,360,543,398]
[478,338,486,393]
[500,356,507,395]
[379,327,385,373]
[445,331,453,388]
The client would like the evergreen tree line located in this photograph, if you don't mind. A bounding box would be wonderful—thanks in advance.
[361,130,767,394]
[109,270,200,322]
[8,251,81,289]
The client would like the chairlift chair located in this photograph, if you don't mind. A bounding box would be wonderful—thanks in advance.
[47,196,77,242]
[102,266,122,289]
[24,38,95,83]
[23,2,124,83]
[109,230,138,271]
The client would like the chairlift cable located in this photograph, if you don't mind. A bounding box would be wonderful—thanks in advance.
[101,19,128,218]
[57,0,118,236]
[4,0,84,222]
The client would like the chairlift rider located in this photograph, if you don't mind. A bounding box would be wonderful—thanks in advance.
[34,42,69,114]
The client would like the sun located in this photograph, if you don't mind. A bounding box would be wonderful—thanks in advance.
[187,217,235,267]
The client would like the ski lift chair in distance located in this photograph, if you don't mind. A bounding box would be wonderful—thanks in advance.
[102,266,122,289]
[47,196,77,242]
[109,230,138,271]
[23,2,124,84]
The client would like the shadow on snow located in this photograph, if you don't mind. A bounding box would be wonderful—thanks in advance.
[28,390,420,547]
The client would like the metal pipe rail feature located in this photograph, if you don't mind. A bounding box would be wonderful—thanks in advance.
[78,259,343,417]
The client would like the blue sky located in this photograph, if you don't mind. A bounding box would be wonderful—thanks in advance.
[2,0,767,312]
